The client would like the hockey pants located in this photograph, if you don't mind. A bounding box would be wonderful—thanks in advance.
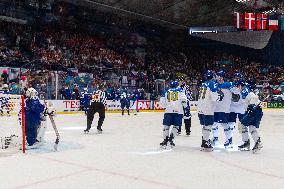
[86,102,105,130]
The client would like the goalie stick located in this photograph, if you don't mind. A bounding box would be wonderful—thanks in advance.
[43,98,60,151]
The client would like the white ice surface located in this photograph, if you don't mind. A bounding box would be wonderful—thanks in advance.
[0,111,284,189]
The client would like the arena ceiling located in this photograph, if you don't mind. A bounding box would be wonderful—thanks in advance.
[60,0,283,29]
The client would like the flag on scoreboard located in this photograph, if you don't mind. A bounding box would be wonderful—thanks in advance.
[234,12,244,29]
[280,16,284,30]
[268,15,279,30]
[245,13,255,30]
[256,13,267,30]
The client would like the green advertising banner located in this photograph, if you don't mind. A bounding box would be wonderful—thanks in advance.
[267,102,284,108]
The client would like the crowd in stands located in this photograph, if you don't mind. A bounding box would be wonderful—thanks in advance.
[1,20,284,100]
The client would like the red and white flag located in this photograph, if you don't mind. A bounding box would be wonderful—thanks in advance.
[269,15,279,30]
[256,13,267,30]
[234,12,244,29]
[245,13,256,30]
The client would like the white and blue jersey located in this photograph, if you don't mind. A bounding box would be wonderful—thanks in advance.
[160,87,187,115]
[230,85,247,114]
[197,80,219,116]
[240,87,263,128]
[160,87,187,127]
[214,82,233,113]
[228,84,249,123]
[214,82,233,123]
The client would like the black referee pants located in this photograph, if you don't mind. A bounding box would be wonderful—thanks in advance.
[86,102,105,130]
[178,118,191,134]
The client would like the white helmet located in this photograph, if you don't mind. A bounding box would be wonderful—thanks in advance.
[26,88,38,99]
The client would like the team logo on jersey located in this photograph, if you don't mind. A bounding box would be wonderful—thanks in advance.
[92,94,100,102]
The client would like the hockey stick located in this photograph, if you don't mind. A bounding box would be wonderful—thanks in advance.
[43,98,60,151]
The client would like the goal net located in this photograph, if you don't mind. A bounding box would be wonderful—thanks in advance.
[0,94,25,155]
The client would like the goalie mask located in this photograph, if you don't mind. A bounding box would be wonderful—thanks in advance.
[26,88,39,100]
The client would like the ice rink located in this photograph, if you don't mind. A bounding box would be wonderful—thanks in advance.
[1,110,284,189]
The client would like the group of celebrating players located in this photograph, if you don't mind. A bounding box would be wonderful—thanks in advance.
[0,69,263,154]
[159,70,263,153]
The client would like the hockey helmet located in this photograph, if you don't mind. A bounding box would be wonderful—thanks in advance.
[26,88,38,99]
[204,70,214,80]
[169,80,179,88]
[233,72,244,82]
[216,70,225,78]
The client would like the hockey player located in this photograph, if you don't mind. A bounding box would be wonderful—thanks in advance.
[80,87,91,115]
[198,70,223,152]
[238,81,263,153]
[211,70,234,148]
[84,85,106,134]
[120,92,130,116]
[178,78,192,135]
[159,80,187,148]
[228,73,246,138]
[25,88,45,147]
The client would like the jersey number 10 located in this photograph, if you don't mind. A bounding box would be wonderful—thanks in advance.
[167,92,179,102]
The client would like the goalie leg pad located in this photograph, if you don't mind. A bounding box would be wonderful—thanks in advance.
[37,120,47,143]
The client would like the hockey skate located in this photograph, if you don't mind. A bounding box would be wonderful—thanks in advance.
[160,137,168,149]
[212,137,219,146]
[26,140,42,149]
[201,139,213,152]
[252,138,263,154]
[224,138,233,149]
[97,126,103,134]
[84,129,90,134]
[238,140,250,151]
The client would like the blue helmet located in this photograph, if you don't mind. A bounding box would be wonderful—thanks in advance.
[237,79,246,86]
[169,80,179,88]
[204,70,214,80]
[216,70,225,78]
[234,72,243,79]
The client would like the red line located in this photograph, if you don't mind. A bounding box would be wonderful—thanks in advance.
[10,169,90,189]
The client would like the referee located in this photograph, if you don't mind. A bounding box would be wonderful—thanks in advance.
[84,85,107,134]
[178,77,192,136]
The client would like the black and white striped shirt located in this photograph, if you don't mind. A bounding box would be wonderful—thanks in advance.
[182,85,192,100]
[91,90,106,104]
